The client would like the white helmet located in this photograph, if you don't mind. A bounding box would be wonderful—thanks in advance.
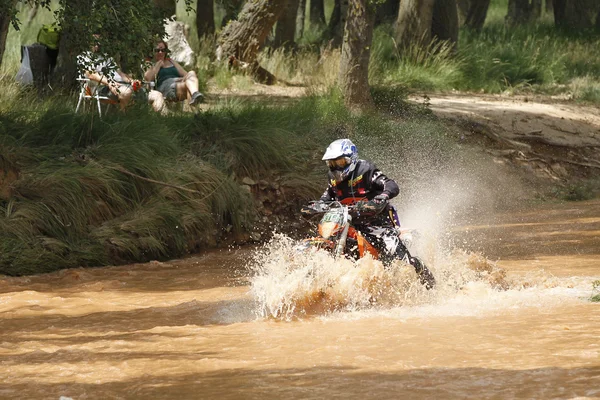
[322,139,358,182]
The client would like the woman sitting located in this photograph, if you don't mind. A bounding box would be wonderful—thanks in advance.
[144,40,203,113]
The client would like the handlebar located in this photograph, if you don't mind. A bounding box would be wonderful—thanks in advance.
[301,200,385,217]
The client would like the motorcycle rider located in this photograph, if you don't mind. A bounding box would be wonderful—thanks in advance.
[310,138,435,289]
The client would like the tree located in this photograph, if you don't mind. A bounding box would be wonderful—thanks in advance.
[218,0,243,26]
[432,0,458,45]
[506,0,542,26]
[338,0,375,109]
[551,0,565,26]
[62,0,173,86]
[375,0,400,25]
[0,0,17,69]
[309,0,326,29]
[458,0,491,32]
[1,0,185,86]
[218,0,287,65]
[328,0,348,46]
[394,0,436,49]
[275,0,300,49]
[395,0,460,50]
[196,0,215,38]
[154,0,176,15]
[457,0,468,24]
[296,0,307,38]
[552,0,599,28]
[563,0,599,29]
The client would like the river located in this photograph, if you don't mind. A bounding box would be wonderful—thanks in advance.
[1,199,599,399]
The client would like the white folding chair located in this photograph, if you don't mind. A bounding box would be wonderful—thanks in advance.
[75,77,118,117]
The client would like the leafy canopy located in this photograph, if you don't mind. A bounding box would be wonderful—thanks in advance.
[4,0,194,77]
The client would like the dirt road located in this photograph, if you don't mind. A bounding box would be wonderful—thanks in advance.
[411,93,600,148]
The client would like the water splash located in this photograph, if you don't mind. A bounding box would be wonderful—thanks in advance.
[248,234,518,321]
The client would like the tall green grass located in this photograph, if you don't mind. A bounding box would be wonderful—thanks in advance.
[0,105,254,274]
[370,26,464,91]
[366,19,600,97]
[458,24,569,92]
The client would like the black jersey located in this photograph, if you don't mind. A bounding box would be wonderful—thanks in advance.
[319,159,399,203]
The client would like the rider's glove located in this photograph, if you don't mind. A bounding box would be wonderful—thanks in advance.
[372,193,389,205]
[301,200,327,215]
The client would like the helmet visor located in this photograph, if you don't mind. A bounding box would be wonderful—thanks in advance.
[326,157,351,171]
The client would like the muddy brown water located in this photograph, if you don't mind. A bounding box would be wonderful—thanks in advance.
[1,200,599,399]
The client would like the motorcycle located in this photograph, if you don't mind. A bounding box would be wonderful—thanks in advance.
[299,200,436,289]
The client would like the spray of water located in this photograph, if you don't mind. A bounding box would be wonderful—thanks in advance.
[249,126,589,321]
[248,233,515,321]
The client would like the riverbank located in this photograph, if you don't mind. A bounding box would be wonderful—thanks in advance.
[0,95,328,275]
[0,90,451,275]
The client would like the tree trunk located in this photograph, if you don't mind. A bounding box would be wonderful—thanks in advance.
[329,0,348,46]
[395,0,435,49]
[564,0,598,29]
[220,0,244,27]
[376,0,400,25]
[506,0,529,26]
[219,0,288,64]
[47,0,95,90]
[296,0,307,38]
[552,0,566,26]
[0,0,15,69]
[338,0,375,110]
[531,0,542,19]
[154,0,176,16]
[196,0,215,39]
[506,0,542,26]
[275,0,300,49]
[456,0,469,25]
[51,29,78,90]
[329,0,341,34]
[552,0,598,29]
[545,0,553,14]
[464,0,491,31]
[310,0,327,29]
[431,0,459,45]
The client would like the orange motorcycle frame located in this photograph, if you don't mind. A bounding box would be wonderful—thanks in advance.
[349,227,379,259]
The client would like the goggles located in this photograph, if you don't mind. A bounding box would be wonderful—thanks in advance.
[154,48,167,53]
[326,157,351,170]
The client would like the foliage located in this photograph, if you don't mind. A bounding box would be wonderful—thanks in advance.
[459,23,567,92]
[370,26,464,91]
[2,0,195,78]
